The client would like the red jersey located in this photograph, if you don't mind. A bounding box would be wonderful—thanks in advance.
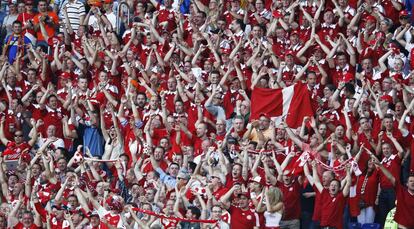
[3,141,31,160]
[320,190,346,229]
[13,222,42,229]
[380,154,401,189]
[277,180,301,220]
[394,182,414,228]
[104,213,121,227]
[351,171,379,217]
[229,206,260,229]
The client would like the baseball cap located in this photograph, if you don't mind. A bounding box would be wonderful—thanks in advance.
[88,210,99,218]
[380,95,393,104]
[399,10,409,17]
[290,29,299,36]
[365,15,377,23]
[259,112,270,119]
[285,50,294,56]
[313,45,322,52]
[250,175,265,186]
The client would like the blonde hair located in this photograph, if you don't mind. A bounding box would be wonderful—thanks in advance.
[267,186,283,206]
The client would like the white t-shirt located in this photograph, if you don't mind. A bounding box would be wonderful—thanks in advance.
[264,211,282,227]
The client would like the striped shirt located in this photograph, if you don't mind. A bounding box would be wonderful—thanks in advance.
[58,0,85,32]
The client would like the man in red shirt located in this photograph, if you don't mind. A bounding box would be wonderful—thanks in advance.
[8,197,42,228]
[17,0,36,38]
[86,211,109,229]
[374,155,414,228]
[377,141,404,226]
[0,118,38,160]
[276,170,302,228]
[209,171,229,203]
[220,185,260,229]
[312,161,352,229]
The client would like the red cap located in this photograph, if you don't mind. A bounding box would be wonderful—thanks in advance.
[272,10,282,19]
[399,10,409,17]
[88,0,102,7]
[285,50,294,56]
[380,95,393,104]
[389,43,398,49]
[21,153,31,163]
[98,51,106,59]
[290,29,299,36]
[259,112,270,119]
[325,7,333,13]
[313,45,322,51]
[221,48,231,55]
[365,15,377,22]
[25,0,33,5]
[205,57,214,63]
[60,72,72,79]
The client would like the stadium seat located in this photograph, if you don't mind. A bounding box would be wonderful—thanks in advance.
[361,223,381,229]
[349,222,361,229]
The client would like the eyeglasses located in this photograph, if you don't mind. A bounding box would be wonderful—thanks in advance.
[15,134,23,137]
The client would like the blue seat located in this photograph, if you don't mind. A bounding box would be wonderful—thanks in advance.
[349,222,361,229]
[361,223,381,229]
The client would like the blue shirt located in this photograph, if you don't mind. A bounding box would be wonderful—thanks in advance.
[81,124,104,157]
[3,34,32,63]
[180,0,191,14]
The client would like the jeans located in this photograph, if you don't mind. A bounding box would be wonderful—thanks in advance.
[311,220,320,229]
[301,212,313,229]
[280,219,300,229]
[357,206,375,224]
[343,204,351,229]
[377,188,396,227]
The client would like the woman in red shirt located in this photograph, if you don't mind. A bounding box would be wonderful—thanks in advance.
[351,158,379,224]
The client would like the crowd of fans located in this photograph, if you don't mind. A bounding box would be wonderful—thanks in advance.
[0,0,414,228]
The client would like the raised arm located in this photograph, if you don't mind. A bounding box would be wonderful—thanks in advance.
[311,161,323,193]
[372,154,396,186]
[342,165,352,197]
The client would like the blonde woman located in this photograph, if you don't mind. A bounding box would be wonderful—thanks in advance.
[256,186,284,229]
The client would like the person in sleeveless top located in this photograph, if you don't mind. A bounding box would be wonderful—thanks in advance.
[256,186,284,229]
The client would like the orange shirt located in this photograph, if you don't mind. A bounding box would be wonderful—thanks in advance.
[33,11,59,41]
